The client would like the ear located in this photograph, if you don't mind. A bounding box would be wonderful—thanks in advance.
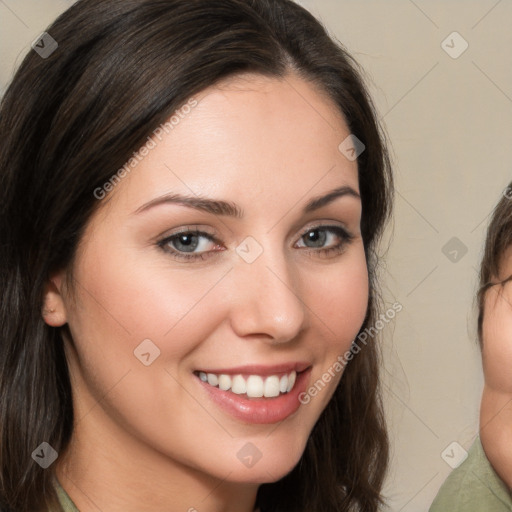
[42,271,68,327]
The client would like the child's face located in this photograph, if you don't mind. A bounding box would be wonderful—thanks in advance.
[47,72,369,501]
[480,248,512,488]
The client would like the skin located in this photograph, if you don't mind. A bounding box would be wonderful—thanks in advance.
[480,246,512,489]
[42,72,369,512]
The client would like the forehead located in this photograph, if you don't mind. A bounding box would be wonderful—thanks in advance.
[96,72,359,222]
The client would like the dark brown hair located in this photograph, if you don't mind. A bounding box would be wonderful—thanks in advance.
[477,184,512,344]
[0,0,393,510]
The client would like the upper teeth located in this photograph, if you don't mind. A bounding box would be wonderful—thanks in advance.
[197,371,297,398]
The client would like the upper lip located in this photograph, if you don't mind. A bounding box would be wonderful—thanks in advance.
[195,362,311,376]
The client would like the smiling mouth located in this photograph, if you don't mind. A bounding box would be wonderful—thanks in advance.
[193,370,297,398]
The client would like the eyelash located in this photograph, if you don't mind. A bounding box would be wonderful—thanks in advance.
[157,225,354,262]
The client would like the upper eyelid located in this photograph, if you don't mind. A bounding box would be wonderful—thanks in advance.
[298,222,351,236]
[163,222,351,240]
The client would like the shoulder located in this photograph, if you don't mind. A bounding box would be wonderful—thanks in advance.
[429,437,512,512]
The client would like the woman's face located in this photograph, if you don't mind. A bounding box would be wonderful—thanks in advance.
[50,73,368,488]
[480,248,512,487]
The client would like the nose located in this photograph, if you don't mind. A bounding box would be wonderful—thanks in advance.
[227,243,308,344]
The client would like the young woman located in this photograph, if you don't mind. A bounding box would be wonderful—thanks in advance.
[0,0,393,510]
[430,185,512,511]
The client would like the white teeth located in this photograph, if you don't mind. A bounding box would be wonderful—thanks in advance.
[197,370,299,397]
[264,376,280,398]
[218,374,231,391]
[286,371,296,392]
[231,375,247,394]
[279,374,288,393]
[246,375,264,398]
[207,373,218,386]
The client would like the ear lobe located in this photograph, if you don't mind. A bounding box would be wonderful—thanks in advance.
[42,272,68,327]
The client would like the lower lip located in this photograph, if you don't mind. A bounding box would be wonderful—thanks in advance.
[196,369,312,424]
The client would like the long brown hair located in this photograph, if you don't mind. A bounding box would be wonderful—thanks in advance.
[0,1,393,510]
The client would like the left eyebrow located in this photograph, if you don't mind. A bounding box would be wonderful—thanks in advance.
[132,185,360,217]
[303,185,360,213]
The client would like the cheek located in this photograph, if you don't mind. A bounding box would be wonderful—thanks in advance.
[69,242,232,364]
[298,245,369,403]
[64,245,230,457]
[481,289,512,393]
[306,246,369,351]
[482,322,512,393]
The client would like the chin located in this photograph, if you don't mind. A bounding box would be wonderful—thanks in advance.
[223,461,300,485]
[226,438,307,484]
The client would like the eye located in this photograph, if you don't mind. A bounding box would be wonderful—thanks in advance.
[295,225,354,258]
[157,224,354,262]
[157,229,222,261]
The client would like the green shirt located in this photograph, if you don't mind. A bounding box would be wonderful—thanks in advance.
[52,477,264,511]
[53,478,79,511]
[429,436,512,511]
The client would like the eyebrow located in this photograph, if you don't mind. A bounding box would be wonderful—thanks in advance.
[132,185,360,217]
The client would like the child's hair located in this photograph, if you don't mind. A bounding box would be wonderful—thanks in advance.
[477,184,512,344]
[0,1,393,510]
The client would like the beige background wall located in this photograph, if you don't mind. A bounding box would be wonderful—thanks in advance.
[1,1,511,510]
